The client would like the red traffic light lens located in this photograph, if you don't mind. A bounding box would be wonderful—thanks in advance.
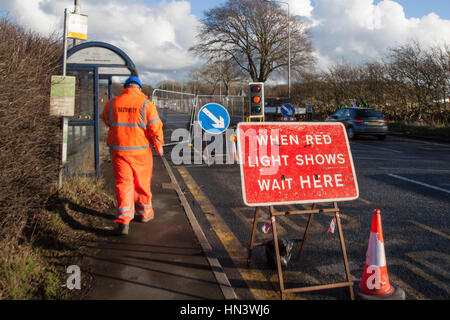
[252,86,261,93]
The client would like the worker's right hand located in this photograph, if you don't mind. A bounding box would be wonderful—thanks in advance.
[156,146,164,157]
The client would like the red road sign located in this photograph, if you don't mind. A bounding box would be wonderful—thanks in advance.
[237,122,359,206]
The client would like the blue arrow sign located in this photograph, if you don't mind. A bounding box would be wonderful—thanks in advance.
[281,103,295,117]
[198,103,230,134]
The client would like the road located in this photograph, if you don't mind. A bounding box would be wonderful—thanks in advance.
[161,110,450,300]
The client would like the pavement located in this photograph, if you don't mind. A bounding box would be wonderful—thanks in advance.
[83,150,235,300]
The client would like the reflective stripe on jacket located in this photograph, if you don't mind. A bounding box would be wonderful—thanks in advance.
[101,88,164,155]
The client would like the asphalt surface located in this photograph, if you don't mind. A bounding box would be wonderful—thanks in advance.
[161,110,450,300]
[84,150,226,300]
[85,107,449,301]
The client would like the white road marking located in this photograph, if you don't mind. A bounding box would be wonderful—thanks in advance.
[354,157,445,164]
[388,174,450,194]
[378,168,450,173]
[353,157,413,161]
[352,142,402,153]
[390,136,450,148]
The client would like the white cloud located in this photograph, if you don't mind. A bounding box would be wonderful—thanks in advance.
[1,0,449,85]
[290,0,314,18]
[0,0,202,86]
[0,0,66,34]
[307,0,450,71]
[83,0,202,84]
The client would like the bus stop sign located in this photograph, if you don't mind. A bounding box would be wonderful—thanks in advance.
[237,122,359,206]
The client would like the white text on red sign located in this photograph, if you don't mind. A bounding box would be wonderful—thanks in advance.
[237,123,359,206]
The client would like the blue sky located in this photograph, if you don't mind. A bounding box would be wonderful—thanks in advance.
[150,0,450,20]
[374,0,450,19]
[187,0,223,18]
[1,0,449,85]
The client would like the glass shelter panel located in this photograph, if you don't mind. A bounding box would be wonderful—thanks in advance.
[66,125,95,177]
[65,70,95,177]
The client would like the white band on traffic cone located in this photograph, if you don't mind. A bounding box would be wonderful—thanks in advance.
[365,232,387,267]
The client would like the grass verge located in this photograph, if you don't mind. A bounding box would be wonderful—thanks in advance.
[388,121,450,141]
[0,174,115,300]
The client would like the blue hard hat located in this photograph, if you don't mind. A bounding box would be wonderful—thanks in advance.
[124,76,142,88]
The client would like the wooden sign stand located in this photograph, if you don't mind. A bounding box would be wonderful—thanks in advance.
[247,202,355,300]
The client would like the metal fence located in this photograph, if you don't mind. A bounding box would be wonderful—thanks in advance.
[65,88,246,177]
[151,91,246,147]
[196,95,245,124]
[151,89,197,145]
[150,90,246,165]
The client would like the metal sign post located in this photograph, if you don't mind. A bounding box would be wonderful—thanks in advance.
[58,8,70,189]
[58,4,89,188]
[237,122,358,299]
[50,74,75,191]
[247,203,354,300]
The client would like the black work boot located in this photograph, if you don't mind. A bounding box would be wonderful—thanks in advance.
[113,223,129,235]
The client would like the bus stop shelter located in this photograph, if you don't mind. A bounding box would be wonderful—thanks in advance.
[65,41,138,179]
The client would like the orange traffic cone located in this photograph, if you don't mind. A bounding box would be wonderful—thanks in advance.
[357,209,405,300]
[230,134,238,163]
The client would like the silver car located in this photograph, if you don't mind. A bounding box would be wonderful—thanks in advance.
[325,107,388,140]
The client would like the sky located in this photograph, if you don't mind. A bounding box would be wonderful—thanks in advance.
[1,0,449,87]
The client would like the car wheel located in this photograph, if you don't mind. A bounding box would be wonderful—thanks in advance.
[377,135,386,141]
[347,127,355,139]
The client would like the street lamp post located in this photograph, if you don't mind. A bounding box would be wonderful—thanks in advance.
[264,0,290,98]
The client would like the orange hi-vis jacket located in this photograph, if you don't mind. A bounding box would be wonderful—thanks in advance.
[101,88,164,155]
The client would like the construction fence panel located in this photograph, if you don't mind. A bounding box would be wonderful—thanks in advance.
[194,95,245,165]
[196,95,246,126]
[151,89,196,145]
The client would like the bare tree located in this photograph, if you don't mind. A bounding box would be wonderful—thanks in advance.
[158,80,183,92]
[388,42,430,110]
[190,59,247,95]
[361,61,389,106]
[186,68,203,95]
[217,59,247,95]
[197,62,221,95]
[190,0,315,82]
[322,61,358,105]
[428,45,449,111]
[387,40,450,122]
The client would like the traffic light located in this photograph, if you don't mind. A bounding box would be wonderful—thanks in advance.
[249,82,264,117]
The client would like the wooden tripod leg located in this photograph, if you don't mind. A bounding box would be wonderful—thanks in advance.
[270,206,285,299]
[334,203,355,300]
[247,207,260,268]
[297,203,316,262]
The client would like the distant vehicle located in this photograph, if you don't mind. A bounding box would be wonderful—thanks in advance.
[264,98,305,121]
[325,107,388,140]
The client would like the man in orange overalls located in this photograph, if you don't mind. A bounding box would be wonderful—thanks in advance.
[101,76,164,235]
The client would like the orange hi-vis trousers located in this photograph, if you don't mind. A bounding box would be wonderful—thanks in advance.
[112,150,154,225]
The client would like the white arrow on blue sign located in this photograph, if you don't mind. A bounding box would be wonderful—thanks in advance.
[281,103,295,117]
[198,103,230,134]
